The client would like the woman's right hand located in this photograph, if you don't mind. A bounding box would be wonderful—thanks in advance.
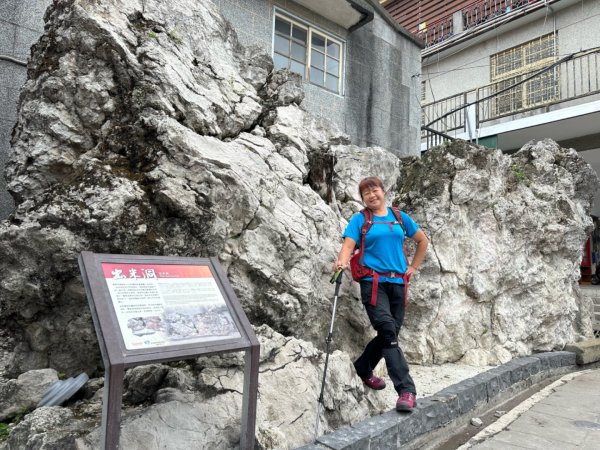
[332,259,347,272]
[333,237,356,273]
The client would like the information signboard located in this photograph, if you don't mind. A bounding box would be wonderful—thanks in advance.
[79,252,259,450]
[102,262,241,350]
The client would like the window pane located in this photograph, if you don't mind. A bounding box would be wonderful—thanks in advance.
[310,67,325,86]
[311,51,324,70]
[275,17,291,36]
[291,42,306,63]
[326,56,339,76]
[327,41,340,59]
[290,61,305,79]
[312,33,325,52]
[292,26,307,44]
[325,75,339,93]
[273,53,290,71]
[274,35,290,55]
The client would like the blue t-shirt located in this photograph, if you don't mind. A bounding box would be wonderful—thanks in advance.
[343,208,419,285]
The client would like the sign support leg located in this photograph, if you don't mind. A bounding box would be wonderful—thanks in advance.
[101,363,125,450]
[240,345,259,449]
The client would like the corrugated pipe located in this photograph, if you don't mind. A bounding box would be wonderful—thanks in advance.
[0,54,27,67]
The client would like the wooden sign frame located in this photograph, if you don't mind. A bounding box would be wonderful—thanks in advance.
[78,251,259,449]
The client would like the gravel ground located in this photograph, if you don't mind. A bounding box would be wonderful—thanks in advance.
[411,363,495,397]
[374,362,495,406]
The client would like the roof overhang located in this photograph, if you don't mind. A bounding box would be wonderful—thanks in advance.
[291,0,365,29]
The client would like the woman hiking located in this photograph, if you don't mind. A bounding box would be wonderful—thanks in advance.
[333,176,428,411]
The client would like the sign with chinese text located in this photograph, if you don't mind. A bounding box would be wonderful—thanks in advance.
[102,263,241,350]
[78,252,259,450]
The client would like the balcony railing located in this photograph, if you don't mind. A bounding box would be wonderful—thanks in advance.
[421,49,600,145]
[417,16,454,48]
[417,0,543,48]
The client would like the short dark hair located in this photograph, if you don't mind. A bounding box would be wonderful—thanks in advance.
[358,176,384,199]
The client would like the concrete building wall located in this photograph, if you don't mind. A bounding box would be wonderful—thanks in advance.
[345,9,422,154]
[217,0,423,155]
[421,1,600,105]
[0,0,50,219]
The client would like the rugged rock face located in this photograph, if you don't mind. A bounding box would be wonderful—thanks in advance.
[1,325,389,450]
[0,0,369,378]
[0,369,58,421]
[0,0,597,448]
[397,140,598,365]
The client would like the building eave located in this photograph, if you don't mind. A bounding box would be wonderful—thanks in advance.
[291,0,366,29]
[290,0,425,47]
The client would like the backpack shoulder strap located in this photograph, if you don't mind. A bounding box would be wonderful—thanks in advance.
[390,206,407,235]
[391,207,410,277]
[359,208,373,237]
[357,208,373,265]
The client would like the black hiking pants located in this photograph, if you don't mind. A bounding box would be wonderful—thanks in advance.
[354,281,416,396]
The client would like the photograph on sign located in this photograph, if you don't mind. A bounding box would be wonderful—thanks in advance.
[101,263,241,350]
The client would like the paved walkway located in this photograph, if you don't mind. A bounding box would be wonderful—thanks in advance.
[463,369,600,449]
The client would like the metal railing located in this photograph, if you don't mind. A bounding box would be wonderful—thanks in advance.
[417,0,543,47]
[422,126,456,149]
[463,0,538,30]
[421,49,600,147]
[417,16,454,48]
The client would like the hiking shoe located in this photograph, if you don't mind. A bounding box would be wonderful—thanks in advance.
[360,375,386,390]
[396,392,416,411]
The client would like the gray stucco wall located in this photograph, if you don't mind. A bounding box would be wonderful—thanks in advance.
[217,0,422,156]
[0,0,50,219]
[345,9,422,155]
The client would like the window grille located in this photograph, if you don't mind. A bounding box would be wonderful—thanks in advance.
[273,14,343,94]
[490,33,558,116]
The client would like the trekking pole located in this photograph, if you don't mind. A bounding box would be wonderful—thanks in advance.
[314,268,343,441]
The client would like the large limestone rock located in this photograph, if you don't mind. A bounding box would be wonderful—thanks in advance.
[0,369,58,421]
[0,0,597,448]
[0,326,389,450]
[0,0,369,378]
[397,140,599,365]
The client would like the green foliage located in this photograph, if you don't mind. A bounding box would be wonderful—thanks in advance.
[0,422,9,440]
[511,164,528,183]
[147,31,157,40]
[57,371,66,380]
[167,30,182,45]
[11,411,25,424]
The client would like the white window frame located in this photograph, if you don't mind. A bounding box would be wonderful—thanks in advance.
[272,11,345,96]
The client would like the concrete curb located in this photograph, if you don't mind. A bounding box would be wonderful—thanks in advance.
[564,338,600,364]
[297,351,577,450]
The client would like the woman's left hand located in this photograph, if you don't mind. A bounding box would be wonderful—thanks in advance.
[406,265,418,277]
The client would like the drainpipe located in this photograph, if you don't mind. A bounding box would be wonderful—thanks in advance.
[347,1,374,32]
[0,54,27,67]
